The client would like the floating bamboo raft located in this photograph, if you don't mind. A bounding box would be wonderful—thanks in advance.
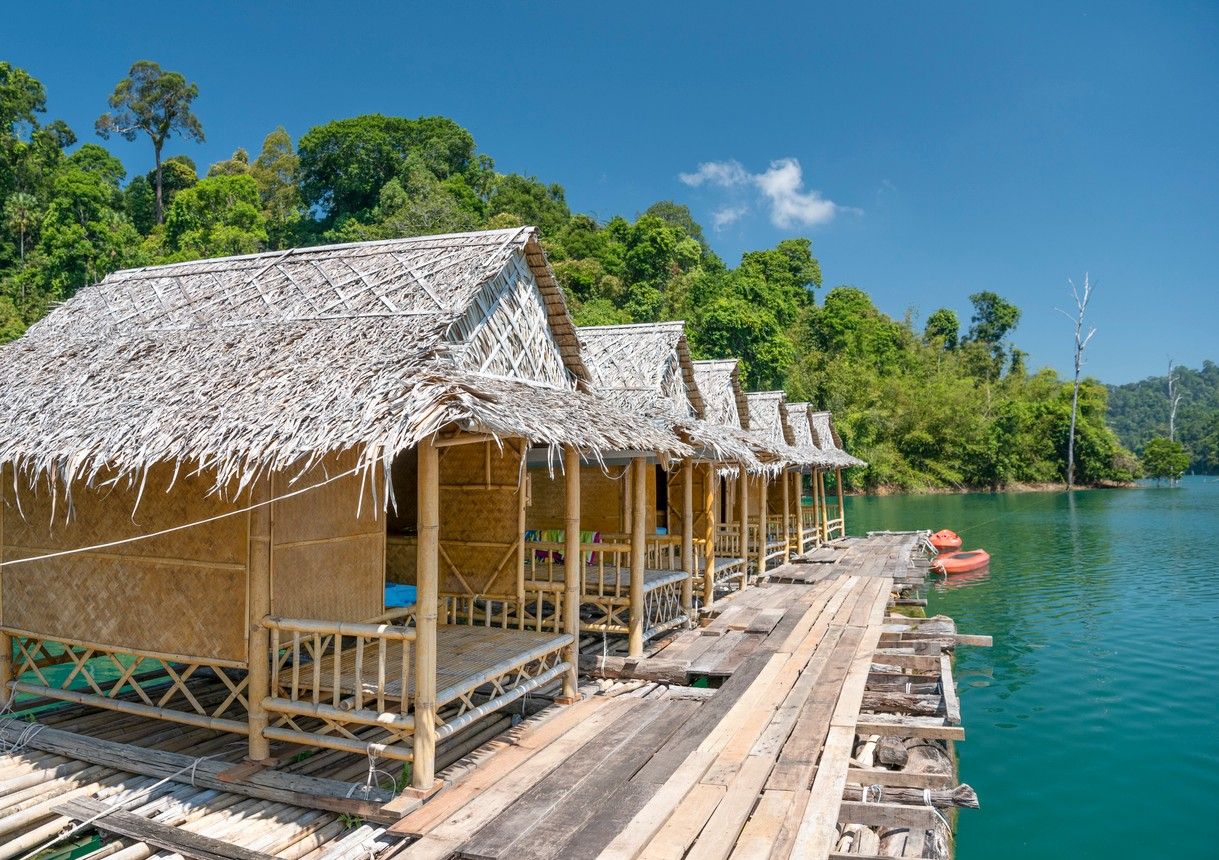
[0,533,984,859]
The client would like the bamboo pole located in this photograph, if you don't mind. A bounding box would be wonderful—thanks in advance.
[781,468,791,560]
[819,468,828,536]
[737,473,748,585]
[0,472,9,709]
[756,475,768,576]
[246,477,272,761]
[836,467,846,535]
[628,457,647,657]
[561,445,581,702]
[702,463,715,611]
[794,471,805,557]
[680,463,694,621]
[414,437,440,790]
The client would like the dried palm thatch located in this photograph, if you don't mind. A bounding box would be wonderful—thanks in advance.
[691,359,751,430]
[0,227,689,501]
[743,391,808,471]
[809,410,867,468]
[782,401,838,470]
[577,323,759,467]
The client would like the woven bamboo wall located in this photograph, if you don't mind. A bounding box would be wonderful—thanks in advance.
[0,464,249,663]
[429,440,527,599]
[527,463,629,534]
[270,450,385,623]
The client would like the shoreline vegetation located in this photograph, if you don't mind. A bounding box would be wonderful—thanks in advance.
[851,479,1137,497]
[0,61,1155,493]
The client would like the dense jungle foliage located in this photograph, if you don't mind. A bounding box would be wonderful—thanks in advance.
[1107,362,1219,473]
[0,61,1140,491]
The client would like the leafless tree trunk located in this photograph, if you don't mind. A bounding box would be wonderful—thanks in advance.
[1058,275,1096,491]
[1167,359,1182,442]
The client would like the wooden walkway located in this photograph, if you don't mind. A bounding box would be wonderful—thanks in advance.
[0,533,982,859]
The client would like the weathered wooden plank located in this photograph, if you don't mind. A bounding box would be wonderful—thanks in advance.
[54,797,277,860]
[855,715,966,740]
[846,766,953,789]
[940,654,961,725]
[837,799,943,828]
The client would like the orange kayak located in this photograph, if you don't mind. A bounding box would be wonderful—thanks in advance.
[930,529,963,553]
[931,549,990,575]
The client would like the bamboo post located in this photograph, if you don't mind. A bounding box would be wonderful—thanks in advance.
[781,468,791,560]
[561,445,581,702]
[818,470,829,542]
[702,463,715,610]
[628,457,647,657]
[0,475,9,710]
[414,437,440,790]
[756,475,768,576]
[794,471,805,557]
[737,472,749,584]
[680,462,694,621]
[246,477,273,761]
[836,467,846,535]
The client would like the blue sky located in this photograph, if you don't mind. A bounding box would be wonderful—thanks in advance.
[9,1,1217,383]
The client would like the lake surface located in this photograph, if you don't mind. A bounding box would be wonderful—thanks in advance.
[844,477,1219,858]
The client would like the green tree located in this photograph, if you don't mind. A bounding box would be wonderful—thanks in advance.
[207,147,250,176]
[3,191,38,264]
[251,127,302,248]
[95,61,204,224]
[486,174,569,236]
[163,173,266,258]
[924,308,959,349]
[1141,437,1190,482]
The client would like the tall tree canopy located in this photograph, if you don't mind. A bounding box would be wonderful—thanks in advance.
[95,61,204,224]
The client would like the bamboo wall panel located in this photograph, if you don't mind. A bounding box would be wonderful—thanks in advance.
[437,441,524,598]
[271,451,384,622]
[0,464,248,662]
[386,535,417,584]
[529,465,625,533]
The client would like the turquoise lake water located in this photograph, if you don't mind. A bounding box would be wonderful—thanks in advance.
[844,477,1219,858]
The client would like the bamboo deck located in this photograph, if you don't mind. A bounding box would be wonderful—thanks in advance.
[0,533,984,859]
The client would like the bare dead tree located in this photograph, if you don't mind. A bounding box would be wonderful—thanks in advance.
[1167,358,1183,441]
[1057,275,1096,490]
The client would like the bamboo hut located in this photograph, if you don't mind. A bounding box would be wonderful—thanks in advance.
[781,401,836,555]
[808,410,866,540]
[0,227,686,790]
[690,360,790,594]
[743,391,808,574]
[524,323,758,656]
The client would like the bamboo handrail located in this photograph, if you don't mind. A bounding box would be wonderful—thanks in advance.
[263,616,416,641]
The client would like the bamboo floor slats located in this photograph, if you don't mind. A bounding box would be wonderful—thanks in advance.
[301,626,571,705]
[0,534,979,859]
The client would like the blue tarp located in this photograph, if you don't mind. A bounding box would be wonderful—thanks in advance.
[384,583,417,608]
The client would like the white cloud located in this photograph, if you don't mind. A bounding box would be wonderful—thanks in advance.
[678,157,852,230]
[678,160,750,188]
[754,158,840,228]
[712,205,749,230]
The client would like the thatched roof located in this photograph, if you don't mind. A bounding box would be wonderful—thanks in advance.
[744,391,806,468]
[782,401,837,470]
[577,323,758,466]
[691,359,751,431]
[809,411,867,468]
[0,227,689,494]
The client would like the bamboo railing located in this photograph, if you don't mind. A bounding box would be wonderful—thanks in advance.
[262,614,417,762]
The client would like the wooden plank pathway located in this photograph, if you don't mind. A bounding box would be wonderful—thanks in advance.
[0,532,981,859]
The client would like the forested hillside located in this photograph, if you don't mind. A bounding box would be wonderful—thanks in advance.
[0,61,1138,491]
[1107,362,1219,472]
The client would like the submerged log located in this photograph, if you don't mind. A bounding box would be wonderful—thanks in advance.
[904,741,953,775]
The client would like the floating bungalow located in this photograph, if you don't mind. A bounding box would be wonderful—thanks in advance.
[809,410,866,541]
[742,390,807,574]
[523,322,759,656]
[782,400,835,555]
[0,227,687,789]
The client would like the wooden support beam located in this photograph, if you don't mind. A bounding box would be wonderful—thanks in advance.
[681,462,695,620]
[56,797,277,860]
[246,477,272,762]
[629,457,647,657]
[414,436,440,789]
[782,468,791,559]
[836,468,846,533]
[0,472,9,710]
[562,445,581,702]
[756,476,768,576]
[737,474,749,584]
[793,471,805,558]
[818,470,829,542]
[702,463,716,610]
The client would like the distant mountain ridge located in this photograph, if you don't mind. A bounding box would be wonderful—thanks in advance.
[1107,360,1219,472]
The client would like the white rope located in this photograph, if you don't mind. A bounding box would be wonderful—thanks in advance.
[0,461,367,569]
[923,787,954,838]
